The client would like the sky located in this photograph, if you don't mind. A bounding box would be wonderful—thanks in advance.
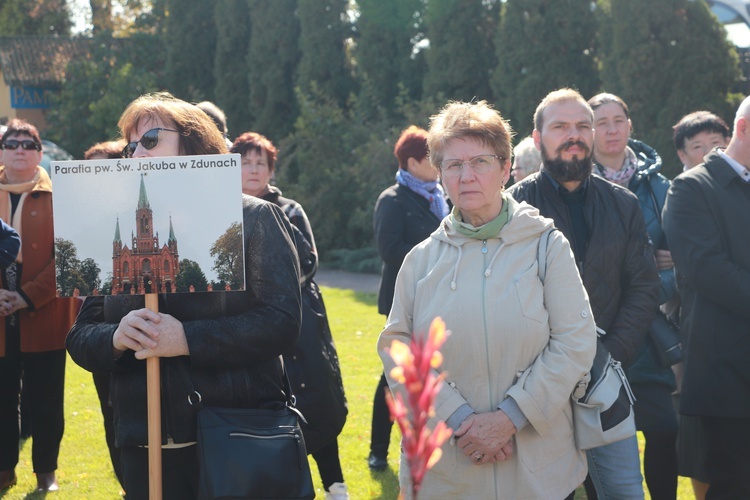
[51,154,244,294]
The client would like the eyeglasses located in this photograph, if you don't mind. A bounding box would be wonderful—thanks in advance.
[439,154,502,178]
[122,128,180,158]
[2,139,40,151]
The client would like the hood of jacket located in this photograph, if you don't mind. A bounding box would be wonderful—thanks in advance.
[629,138,662,181]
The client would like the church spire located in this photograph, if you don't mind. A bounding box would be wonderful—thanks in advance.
[168,215,177,243]
[114,217,121,243]
[138,173,150,209]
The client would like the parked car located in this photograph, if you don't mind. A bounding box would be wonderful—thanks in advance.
[40,140,73,174]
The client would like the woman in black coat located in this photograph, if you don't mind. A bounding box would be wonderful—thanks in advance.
[368,126,449,471]
[231,131,349,500]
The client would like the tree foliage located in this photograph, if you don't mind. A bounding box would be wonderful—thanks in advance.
[210,221,244,290]
[164,0,216,101]
[47,35,160,158]
[0,0,71,35]
[30,0,750,265]
[422,0,497,102]
[247,0,300,142]
[55,238,101,296]
[598,0,740,177]
[278,85,431,260]
[175,258,208,293]
[492,0,599,136]
[296,0,354,106]
[354,0,426,112]
[213,1,252,137]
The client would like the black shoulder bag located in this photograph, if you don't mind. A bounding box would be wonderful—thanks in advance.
[189,363,315,500]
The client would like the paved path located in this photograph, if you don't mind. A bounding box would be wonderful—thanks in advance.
[315,268,380,294]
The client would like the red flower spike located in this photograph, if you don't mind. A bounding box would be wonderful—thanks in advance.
[385,317,453,499]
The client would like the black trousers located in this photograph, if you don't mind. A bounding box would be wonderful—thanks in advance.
[0,348,65,472]
[121,445,199,500]
[370,373,393,457]
[311,437,344,490]
[702,416,750,499]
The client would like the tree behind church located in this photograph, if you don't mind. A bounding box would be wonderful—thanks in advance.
[175,259,208,293]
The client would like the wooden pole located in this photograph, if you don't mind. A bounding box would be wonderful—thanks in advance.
[145,293,162,500]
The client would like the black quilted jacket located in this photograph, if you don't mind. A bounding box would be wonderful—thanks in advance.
[66,196,302,447]
[509,172,660,367]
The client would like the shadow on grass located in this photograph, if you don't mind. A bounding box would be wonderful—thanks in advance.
[369,466,399,500]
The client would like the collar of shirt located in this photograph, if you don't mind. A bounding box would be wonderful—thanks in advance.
[542,169,590,198]
[718,149,750,183]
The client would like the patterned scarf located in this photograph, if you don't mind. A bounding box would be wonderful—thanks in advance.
[594,147,638,187]
[395,168,449,220]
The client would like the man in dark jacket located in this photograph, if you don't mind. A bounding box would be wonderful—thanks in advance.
[509,88,659,499]
[662,97,750,498]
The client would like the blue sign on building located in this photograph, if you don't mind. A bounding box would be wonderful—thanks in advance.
[11,87,54,109]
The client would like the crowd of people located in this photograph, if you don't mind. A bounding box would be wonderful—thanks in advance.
[0,85,745,499]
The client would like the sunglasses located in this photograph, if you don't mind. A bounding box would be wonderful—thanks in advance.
[122,128,179,158]
[2,139,40,151]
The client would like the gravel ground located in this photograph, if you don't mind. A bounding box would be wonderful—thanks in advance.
[315,268,380,293]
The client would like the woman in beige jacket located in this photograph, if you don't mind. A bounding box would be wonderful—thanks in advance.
[378,101,596,499]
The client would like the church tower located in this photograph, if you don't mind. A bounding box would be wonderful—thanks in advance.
[111,174,180,294]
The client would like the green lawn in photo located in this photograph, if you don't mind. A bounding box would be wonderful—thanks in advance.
[4,286,694,498]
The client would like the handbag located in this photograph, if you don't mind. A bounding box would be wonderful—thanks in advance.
[570,339,637,450]
[648,311,682,367]
[191,367,314,500]
[536,228,636,451]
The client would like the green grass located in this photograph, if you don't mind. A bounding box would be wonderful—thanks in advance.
[3,286,694,499]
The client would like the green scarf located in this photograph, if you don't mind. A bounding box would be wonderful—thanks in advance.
[450,193,511,240]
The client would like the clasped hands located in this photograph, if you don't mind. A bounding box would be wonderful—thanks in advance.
[455,410,516,465]
[113,308,189,360]
[0,289,27,316]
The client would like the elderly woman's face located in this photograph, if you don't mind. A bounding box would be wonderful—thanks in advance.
[128,117,181,158]
[241,148,272,197]
[440,137,510,226]
[1,132,42,183]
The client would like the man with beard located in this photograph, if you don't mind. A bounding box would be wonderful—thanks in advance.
[508,88,659,499]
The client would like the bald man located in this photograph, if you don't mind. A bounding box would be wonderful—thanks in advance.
[663,96,750,498]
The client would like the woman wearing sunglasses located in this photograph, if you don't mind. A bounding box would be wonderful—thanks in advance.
[0,120,80,492]
[67,93,302,499]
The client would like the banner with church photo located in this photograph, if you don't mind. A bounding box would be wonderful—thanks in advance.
[50,154,244,297]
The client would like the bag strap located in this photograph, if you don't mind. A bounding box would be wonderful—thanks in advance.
[183,358,298,415]
[536,227,556,283]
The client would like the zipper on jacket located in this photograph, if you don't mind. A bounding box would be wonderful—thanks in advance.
[482,240,488,254]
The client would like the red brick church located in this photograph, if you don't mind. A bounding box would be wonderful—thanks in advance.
[111,174,179,294]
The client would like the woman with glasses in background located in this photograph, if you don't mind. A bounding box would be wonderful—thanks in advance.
[67,93,302,499]
[0,120,80,492]
[378,101,596,499]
